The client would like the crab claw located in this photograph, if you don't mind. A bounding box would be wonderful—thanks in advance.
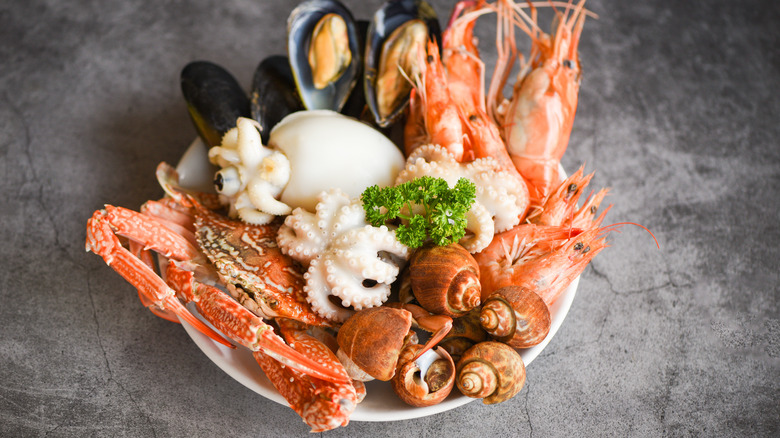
[86,210,234,349]
[387,303,453,362]
[166,263,350,384]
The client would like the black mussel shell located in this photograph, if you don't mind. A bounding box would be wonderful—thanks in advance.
[364,0,441,128]
[340,19,369,121]
[287,0,361,111]
[250,55,304,144]
[181,61,250,147]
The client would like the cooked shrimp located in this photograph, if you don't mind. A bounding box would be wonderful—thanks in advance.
[404,40,467,160]
[495,0,590,205]
[475,223,608,305]
[441,0,528,212]
[525,164,611,228]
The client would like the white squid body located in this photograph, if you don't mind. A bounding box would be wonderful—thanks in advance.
[208,111,405,224]
[270,110,405,212]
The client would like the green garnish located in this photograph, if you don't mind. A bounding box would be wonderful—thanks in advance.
[361,176,476,248]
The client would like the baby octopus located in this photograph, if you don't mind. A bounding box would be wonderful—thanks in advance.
[277,189,410,322]
[208,117,292,225]
[395,144,528,253]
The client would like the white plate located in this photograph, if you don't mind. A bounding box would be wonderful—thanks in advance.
[175,138,579,422]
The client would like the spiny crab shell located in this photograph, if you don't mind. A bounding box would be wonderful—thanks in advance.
[277,188,410,322]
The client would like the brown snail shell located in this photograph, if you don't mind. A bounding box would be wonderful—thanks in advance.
[455,341,526,404]
[409,243,481,317]
[480,286,551,349]
[336,306,412,381]
[439,309,488,363]
[391,344,455,407]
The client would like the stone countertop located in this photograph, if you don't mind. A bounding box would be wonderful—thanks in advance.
[1,0,778,436]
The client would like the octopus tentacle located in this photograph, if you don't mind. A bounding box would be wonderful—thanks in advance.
[395,144,529,253]
[304,257,356,322]
[461,202,495,253]
[208,117,293,225]
[276,213,323,264]
[328,226,409,309]
[278,189,411,322]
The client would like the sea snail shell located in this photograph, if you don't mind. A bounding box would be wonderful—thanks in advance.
[480,286,551,349]
[439,309,488,364]
[409,243,481,317]
[391,344,456,407]
[336,307,412,381]
[456,341,526,404]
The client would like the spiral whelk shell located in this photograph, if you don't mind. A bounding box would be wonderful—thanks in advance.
[409,243,481,317]
[480,286,551,348]
[439,309,487,364]
[456,341,526,404]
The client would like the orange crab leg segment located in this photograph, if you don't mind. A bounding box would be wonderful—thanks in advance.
[166,264,350,384]
[101,205,201,261]
[86,210,234,348]
[403,303,453,362]
[253,351,343,432]
[274,319,358,431]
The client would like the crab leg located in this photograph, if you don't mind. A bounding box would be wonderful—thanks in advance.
[253,346,358,432]
[86,209,234,348]
[166,263,350,384]
[271,319,359,431]
[124,236,181,323]
[100,205,201,261]
[399,303,454,361]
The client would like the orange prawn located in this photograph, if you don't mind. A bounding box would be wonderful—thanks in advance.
[404,40,467,160]
[473,222,584,300]
[526,164,610,227]
[493,0,591,205]
[476,223,608,305]
[442,0,526,181]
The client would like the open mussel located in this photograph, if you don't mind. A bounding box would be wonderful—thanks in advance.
[364,0,440,127]
[250,56,304,144]
[339,19,370,120]
[287,0,361,111]
[181,61,251,147]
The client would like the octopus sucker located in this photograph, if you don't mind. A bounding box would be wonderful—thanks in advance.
[394,144,529,253]
[278,188,410,322]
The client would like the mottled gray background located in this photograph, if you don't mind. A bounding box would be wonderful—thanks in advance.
[1,0,778,436]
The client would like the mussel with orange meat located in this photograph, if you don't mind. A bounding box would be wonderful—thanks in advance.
[364,0,441,127]
[287,0,362,112]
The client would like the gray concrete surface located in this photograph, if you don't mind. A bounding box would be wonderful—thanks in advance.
[1,0,778,436]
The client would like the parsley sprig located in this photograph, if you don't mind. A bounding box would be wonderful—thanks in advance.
[361,176,476,248]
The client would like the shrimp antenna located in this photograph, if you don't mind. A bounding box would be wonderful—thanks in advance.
[600,222,660,249]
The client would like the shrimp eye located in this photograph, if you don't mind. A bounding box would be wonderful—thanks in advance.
[568,183,578,194]
[426,54,434,63]
[469,114,478,122]
[563,59,573,69]
[590,206,597,214]
[573,242,584,251]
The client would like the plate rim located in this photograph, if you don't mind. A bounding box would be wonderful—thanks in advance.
[175,138,580,422]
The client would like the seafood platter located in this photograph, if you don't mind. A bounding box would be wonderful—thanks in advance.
[85,0,644,431]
